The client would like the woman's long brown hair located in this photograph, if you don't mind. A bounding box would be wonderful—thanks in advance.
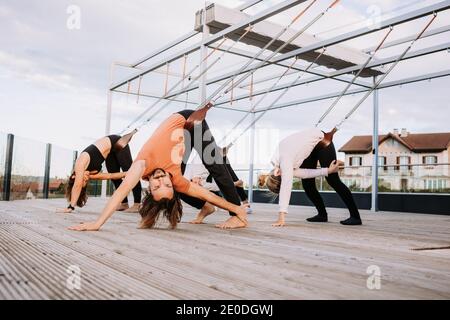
[258,171,281,194]
[139,191,183,229]
[65,174,88,207]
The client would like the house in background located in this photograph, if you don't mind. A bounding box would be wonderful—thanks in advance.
[338,129,450,192]
[9,178,66,200]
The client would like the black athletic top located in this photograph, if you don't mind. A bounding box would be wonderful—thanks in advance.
[82,135,121,172]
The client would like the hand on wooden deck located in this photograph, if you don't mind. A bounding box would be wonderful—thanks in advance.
[68,221,101,231]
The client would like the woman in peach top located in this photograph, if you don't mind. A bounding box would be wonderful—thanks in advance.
[69,109,248,231]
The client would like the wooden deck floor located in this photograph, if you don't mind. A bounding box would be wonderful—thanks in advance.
[0,198,449,300]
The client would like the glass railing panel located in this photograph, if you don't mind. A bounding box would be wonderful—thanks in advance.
[10,136,46,200]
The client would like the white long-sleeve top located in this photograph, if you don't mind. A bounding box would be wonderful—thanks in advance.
[271,128,327,213]
[183,157,220,192]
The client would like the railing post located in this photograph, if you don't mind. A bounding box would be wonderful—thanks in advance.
[43,143,52,199]
[3,134,14,201]
[102,63,114,199]
[72,151,78,171]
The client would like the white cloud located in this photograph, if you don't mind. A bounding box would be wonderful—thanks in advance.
[0,50,34,70]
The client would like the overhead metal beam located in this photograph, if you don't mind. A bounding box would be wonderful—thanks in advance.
[110,0,307,91]
[268,2,450,67]
[378,69,450,87]
[208,105,250,113]
[330,42,450,77]
[237,0,264,11]
[113,89,198,105]
[202,2,382,77]
[126,1,269,68]
[163,47,373,101]
[364,25,450,53]
[131,30,199,67]
[162,5,450,101]
[114,89,247,113]
[216,41,450,105]
[212,46,372,88]
[253,69,450,113]
[113,60,190,78]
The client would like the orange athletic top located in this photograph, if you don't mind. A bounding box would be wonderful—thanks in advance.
[135,113,190,193]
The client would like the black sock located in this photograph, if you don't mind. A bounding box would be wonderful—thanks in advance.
[306,214,328,223]
[340,217,362,226]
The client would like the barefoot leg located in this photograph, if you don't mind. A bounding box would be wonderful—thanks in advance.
[116,203,129,211]
[190,202,216,224]
[124,203,140,213]
[215,216,247,229]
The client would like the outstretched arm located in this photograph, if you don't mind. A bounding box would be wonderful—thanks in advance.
[278,159,294,215]
[56,154,89,213]
[89,172,127,180]
[68,160,145,231]
[272,161,339,227]
[185,182,247,222]
[271,162,293,227]
[293,160,339,178]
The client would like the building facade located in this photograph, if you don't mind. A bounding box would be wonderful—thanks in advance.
[338,129,450,192]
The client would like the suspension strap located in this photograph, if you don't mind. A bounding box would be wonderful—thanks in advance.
[131,26,254,132]
[119,34,231,134]
[164,62,170,96]
[315,25,394,126]
[182,54,189,108]
[225,48,327,149]
[208,0,337,109]
[128,0,338,133]
[230,79,234,105]
[126,81,131,104]
[249,72,254,101]
[335,12,437,130]
[222,56,300,146]
[136,75,142,104]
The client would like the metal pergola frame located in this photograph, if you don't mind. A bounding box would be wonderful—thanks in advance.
[104,0,450,211]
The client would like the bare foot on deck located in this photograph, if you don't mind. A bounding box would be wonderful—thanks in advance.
[116,203,129,211]
[190,202,216,224]
[124,203,140,213]
[215,216,247,229]
[56,207,73,214]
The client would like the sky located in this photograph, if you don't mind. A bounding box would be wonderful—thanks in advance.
[0,0,449,176]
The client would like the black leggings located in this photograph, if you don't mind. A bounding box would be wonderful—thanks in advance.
[177,110,241,215]
[300,142,360,219]
[105,143,142,204]
[220,156,248,201]
[205,156,248,202]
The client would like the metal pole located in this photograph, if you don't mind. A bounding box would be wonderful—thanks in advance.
[102,63,114,199]
[2,134,14,201]
[248,112,256,203]
[72,151,78,171]
[43,143,52,199]
[371,76,379,212]
[199,8,210,103]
